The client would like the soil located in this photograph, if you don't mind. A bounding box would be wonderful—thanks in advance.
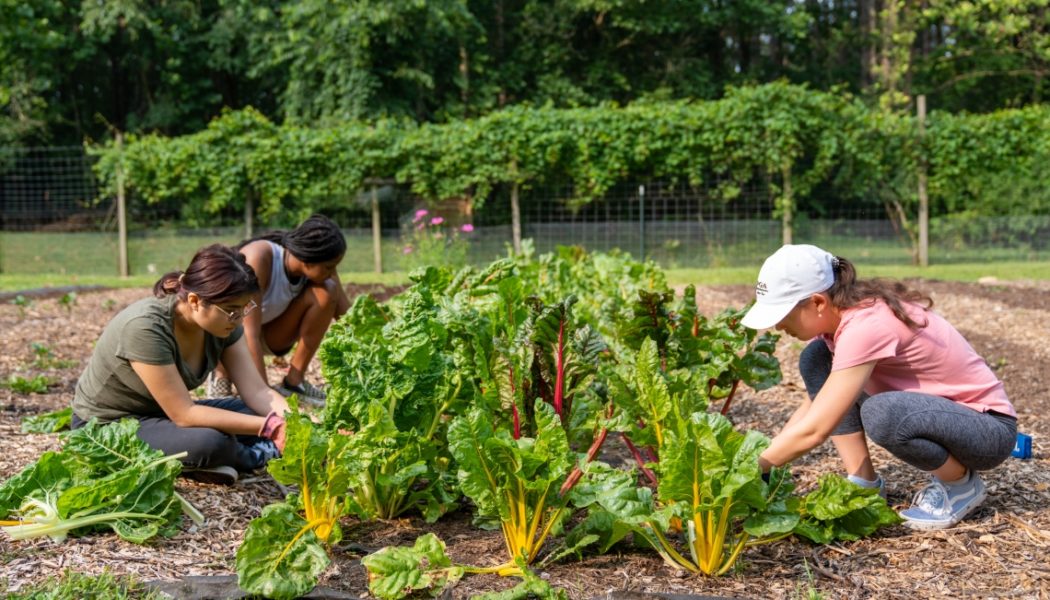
[1,279,1049,599]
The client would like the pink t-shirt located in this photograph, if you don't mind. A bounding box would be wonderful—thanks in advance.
[822,300,1014,417]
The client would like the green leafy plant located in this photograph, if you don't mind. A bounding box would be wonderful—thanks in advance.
[58,292,77,313]
[593,412,799,576]
[318,268,479,523]
[21,407,73,433]
[792,474,903,543]
[10,294,31,319]
[448,401,578,576]
[2,374,53,394]
[29,342,78,370]
[0,419,201,543]
[363,533,465,600]
[235,407,353,600]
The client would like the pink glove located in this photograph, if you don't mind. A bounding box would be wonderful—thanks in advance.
[259,411,287,453]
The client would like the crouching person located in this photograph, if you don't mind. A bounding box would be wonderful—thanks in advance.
[743,244,1017,530]
[71,245,290,485]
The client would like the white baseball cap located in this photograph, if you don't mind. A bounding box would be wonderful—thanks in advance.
[740,244,837,329]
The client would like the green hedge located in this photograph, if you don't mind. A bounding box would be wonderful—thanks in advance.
[91,82,1050,225]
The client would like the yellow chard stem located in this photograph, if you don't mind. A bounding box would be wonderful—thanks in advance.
[651,525,698,572]
[715,532,752,577]
[524,484,550,557]
[270,517,331,572]
[529,506,563,563]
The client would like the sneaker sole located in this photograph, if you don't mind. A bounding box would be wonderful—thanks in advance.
[181,466,239,486]
[902,487,988,530]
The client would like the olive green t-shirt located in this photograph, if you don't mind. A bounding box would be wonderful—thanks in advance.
[72,294,243,422]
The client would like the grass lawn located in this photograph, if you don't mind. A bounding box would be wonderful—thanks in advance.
[3,261,1047,293]
[3,230,1048,292]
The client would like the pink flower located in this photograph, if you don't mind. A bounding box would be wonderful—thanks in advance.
[413,209,429,223]
[460,223,474,233]
[430,216,445,225]
[402,245,414,254]
[416,221,425,230]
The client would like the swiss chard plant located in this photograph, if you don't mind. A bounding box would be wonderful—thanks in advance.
[318,267,484,522]
[0,419,199,543]
[592,412,800,576]
[447,401,581,576]
[236,407,353,600]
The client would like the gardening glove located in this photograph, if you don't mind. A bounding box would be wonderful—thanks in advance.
[258,411,287,454]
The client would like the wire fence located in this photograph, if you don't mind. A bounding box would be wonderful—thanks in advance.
[2,146,1048,276]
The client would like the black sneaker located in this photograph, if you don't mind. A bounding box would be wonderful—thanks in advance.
[275,377,326,406]
[181,465,238,485]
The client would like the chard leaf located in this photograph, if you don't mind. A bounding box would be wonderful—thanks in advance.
[469,562,568,600]
[1,420,183,544]
[62,419,165,474]
[363,533,463,600]
[56,458,182,542]
[21,407,73,433]
[236,502,330,600]
[0,452,73,515]
[793,474,903,543]
[449,409,503,520]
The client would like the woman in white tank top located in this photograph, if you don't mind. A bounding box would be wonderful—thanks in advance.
[210,214,349,404]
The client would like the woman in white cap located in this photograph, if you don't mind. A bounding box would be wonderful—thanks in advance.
[742,244,1016,530]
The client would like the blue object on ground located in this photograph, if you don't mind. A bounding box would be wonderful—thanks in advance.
[1012,432,1032,459]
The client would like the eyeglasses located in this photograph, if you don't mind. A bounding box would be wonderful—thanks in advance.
[210,300,258,322]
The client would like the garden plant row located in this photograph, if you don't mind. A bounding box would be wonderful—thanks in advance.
[243,247,900,599]
[0,247,900,600]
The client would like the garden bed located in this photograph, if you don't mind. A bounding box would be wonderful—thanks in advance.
[2,280,1049,599]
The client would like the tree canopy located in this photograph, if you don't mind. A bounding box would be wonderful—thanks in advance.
[4,0,1049,145]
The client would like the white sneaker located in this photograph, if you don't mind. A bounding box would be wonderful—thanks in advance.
[206,372,235,397]
[900,470,987,530]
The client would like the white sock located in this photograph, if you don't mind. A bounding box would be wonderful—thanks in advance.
[846,473,882,488]
[942,470,971,487]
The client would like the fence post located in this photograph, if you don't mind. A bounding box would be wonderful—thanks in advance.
[781,164,793,246]
[116,132,129,278]
[244,190,254,240]
[917,95,929,267]
[371,186,383,273]
[638,184,646,259]
[511,181,522,254]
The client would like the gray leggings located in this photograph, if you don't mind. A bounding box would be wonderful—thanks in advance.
[799,340,1017,472]
[72,398,274,471]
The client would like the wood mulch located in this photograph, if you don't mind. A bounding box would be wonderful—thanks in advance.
[1,279,1049,599]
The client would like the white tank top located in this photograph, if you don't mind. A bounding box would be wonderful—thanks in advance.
[260,241,307,324]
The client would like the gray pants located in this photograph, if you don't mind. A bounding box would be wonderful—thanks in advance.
[72,398,277,471]
[799,340,1016,472]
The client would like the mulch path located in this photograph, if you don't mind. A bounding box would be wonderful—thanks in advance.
[2,279,1049,599]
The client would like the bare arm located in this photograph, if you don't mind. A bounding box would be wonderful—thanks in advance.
[130,361,266,435]
[759,361,876,471]
[330,270,351,318]
[238,241,272,382]
[222,336,291,416]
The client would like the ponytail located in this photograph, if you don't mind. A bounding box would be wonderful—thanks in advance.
[237,214,346,264]
[152,271,184,298]
[826,257,933,329]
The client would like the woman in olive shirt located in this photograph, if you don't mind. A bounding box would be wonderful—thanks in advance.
[72,245,289,485]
